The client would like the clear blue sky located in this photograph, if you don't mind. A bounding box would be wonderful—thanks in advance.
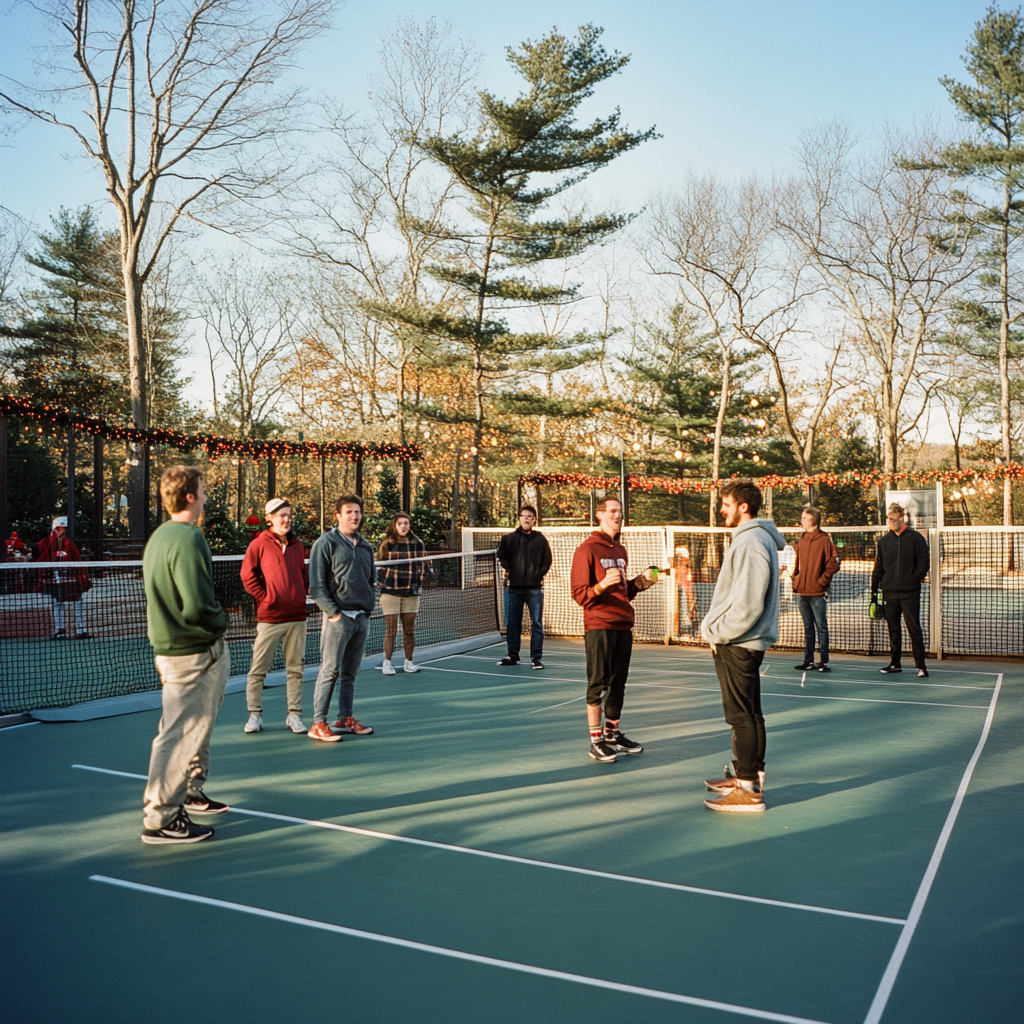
[0,0,993,225]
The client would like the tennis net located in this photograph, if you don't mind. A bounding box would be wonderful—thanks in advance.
[0,549,498,714]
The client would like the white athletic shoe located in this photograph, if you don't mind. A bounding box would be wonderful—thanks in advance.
[404,659,420,673]
[381,659,396,676]
[285,713,307,734]
[244,713,263,733]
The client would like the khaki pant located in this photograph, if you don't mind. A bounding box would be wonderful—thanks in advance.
[246,620,306,714]
[143,639,229,829]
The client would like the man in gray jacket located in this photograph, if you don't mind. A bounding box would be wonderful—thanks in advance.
[308,494,377,742]
[700,479,785,813]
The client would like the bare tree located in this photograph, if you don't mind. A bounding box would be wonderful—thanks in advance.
[1,0,335,535]
[196,256,299,438]
[647,172,840,481]
[785,123,975,473]
[286,16,478,441]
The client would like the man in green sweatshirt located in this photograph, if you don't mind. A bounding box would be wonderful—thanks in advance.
[141,466,231,844]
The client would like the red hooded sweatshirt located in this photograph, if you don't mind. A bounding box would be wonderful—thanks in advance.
[571,530,640,631]
[241,530,309,623]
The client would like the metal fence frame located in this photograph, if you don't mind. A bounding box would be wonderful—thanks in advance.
[465,525,1024,658]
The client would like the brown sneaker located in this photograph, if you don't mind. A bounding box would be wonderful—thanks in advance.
[308,721,342,743]
[705,767,765,793]
[333,716,373,735]
[704,782,766,813]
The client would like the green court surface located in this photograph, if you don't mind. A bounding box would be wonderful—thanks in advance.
[1,640,1021,1024]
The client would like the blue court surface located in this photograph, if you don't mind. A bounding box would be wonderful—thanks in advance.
[1,639,1021,1024]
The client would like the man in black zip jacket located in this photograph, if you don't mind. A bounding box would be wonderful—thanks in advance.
[496,506,552,669]
[871,503,930,677]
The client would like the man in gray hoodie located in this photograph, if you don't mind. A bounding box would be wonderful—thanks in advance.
[700,479,785,812]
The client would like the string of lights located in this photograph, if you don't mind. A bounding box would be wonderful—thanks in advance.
[521,464,1024,494]
[0,397,422,462]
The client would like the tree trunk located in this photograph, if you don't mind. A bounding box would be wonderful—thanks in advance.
[124,261,149,540]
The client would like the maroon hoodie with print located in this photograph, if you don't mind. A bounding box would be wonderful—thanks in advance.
[571,530,640,632]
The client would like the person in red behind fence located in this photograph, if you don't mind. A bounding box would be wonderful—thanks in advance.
[241,497,310,735]
[35,516,91,639]
[570,497,655,763]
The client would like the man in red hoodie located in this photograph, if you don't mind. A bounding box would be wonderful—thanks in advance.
[571,497,655,763]
[240,497,310,734]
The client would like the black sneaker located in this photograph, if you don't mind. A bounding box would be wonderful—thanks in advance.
[605,729,643,754]
[184,790,230,814]
[497,655,521,666]
[531,660,544,670]
[880,664,902,674]
[917,667,929,678]
[588,740,618,763]
[794,660,814,670]
[815,662,830,672]
[141,809,215,845]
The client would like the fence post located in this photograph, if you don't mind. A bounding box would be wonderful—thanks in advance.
[930,482,943,660]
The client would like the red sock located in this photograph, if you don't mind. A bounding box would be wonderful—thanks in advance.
[604,718,620,738]
[589,725,604,744]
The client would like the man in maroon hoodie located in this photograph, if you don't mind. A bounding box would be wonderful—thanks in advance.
[571,497,655,763]
[241,497,310,734]
[791,507,840,672]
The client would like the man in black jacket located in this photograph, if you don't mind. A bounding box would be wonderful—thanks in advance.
[871,503,930,677]
[496,506,552,669]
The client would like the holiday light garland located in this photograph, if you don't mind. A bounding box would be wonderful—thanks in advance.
[0,397,421,462]
[521,465,1024,494]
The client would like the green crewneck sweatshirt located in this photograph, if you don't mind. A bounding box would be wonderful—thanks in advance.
[143,521,230,655]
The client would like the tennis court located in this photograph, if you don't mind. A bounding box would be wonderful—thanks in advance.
[1,638,1020,1024]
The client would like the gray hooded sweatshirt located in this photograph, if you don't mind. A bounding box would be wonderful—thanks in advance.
[701,518,786,651]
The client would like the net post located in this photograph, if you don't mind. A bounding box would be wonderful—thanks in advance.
[267,457,276,501]
[93,434,104,561]
[319,454,326,534]
[355,457,363,498]
[931,482,943,660]
[402,460,412,513]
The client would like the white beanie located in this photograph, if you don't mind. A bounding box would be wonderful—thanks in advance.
[52,516,68,529]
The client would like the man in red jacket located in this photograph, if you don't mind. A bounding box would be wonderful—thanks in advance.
[791,507,840,672]
[571,498,655,763]
[241,498,310,734]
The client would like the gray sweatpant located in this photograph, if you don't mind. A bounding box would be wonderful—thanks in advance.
[143,638,229,829]
[246,620,306,714]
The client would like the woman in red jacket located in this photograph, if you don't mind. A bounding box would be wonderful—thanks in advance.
[36,516,91,639]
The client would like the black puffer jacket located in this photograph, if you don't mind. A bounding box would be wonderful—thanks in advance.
[871,527,930,594]
[496,527,552,591]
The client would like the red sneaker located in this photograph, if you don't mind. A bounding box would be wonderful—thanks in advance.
[333,716,373,735]
[308,721,342,743]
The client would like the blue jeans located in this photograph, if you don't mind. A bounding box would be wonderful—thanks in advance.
[313,612,369,723]
[795,594,829,663]
[504,587,544,662]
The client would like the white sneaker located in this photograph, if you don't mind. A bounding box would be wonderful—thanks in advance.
[285,713,307,734]
[244,713,263,733]
[404,659,420,673]
[381,659,396,676]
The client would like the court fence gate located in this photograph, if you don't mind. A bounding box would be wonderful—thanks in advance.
[464,526,1024,660]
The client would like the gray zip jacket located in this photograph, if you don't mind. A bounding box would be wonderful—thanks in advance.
[308,528,376,616]
[701,518,786,651]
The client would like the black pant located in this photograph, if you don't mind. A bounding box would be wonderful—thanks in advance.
[711,644,765,782]
[584,629,633,720]
[882,590,926,669]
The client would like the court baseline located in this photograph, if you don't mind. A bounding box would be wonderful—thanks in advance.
[87,873,839,1024]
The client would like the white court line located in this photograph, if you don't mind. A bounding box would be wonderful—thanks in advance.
[71,764,904,925]
[528,695,587,713]
[421,666,582,684]
[88,874,836,1024]
[862,673,1004,1024]
[0,721,41,731]
[419,642,504,666]
[807,664,1001,678]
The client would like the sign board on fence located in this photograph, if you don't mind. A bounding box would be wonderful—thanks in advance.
[885,489,937,529]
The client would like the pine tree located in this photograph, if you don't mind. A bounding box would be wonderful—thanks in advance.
[368,25,657,524]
